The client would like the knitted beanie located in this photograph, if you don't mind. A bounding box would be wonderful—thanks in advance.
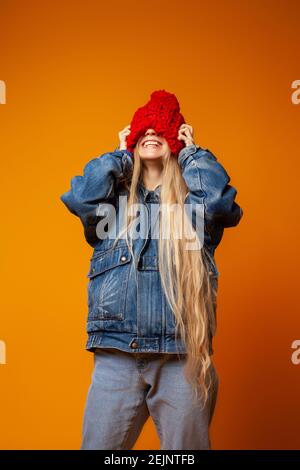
[126,89,186,156]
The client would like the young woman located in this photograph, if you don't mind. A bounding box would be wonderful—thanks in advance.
[60,90,243,450]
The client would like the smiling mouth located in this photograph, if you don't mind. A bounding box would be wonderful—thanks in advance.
[142,140,162,148]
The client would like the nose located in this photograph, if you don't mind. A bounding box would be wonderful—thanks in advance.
[145,128,157,136]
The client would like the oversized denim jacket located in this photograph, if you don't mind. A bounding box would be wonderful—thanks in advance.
[60,144,243,355]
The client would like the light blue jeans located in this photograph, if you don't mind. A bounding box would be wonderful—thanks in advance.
[81,348,219,450]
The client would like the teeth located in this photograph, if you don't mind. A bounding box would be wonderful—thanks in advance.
[144,140,160,147]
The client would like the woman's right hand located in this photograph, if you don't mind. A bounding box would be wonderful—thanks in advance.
[118,125,131,150]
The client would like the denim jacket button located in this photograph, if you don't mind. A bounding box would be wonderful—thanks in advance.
[130,341,138,349]
[120,255,127,262]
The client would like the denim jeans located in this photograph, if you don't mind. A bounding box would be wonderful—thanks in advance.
[81,347,219,450]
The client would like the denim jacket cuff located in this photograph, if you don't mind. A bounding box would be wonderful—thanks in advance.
[178,144,205,168]
[113,147,134,176]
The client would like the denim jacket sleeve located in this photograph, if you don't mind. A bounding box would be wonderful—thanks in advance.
[60,147,133,245]
[178,144,243,238]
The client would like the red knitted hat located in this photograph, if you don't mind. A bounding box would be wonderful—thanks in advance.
[126,89,186,157]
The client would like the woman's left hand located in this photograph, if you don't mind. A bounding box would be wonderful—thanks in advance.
[177,124,195,147]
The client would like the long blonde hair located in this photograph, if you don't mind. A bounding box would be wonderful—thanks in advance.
[114,145,217,408]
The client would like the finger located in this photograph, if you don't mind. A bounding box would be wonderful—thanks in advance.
[181,124,193,133]
[178,129,189,138]
[179,127,191,137]
[184,125,193,135]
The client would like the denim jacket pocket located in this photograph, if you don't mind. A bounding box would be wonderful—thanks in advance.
[87,245,132,321]
[137,255,159,271]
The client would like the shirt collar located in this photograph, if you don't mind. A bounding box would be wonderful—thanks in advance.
[137,181,161,202]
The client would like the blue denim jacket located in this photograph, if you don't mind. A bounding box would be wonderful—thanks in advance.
[60,144,243,355]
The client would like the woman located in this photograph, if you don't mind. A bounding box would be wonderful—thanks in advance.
[60,90,243,450]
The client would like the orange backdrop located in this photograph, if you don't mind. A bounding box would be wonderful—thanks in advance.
[0,0,299,450]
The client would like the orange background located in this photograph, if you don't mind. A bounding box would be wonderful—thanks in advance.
[0,0,299,450]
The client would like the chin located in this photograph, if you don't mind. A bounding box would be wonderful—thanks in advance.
[140,153,163,160]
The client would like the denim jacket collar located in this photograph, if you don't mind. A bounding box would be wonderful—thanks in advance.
[137,181,161,202]
[137,145,199,202]
[114,145,199,201]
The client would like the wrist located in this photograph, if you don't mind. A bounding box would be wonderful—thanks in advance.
[119,143,127,151]
[185,140,195,147]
